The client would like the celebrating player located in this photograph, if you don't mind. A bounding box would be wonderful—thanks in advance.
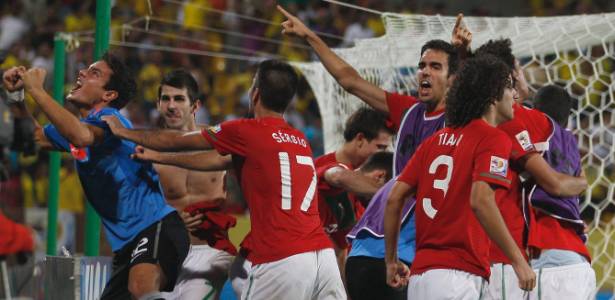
[148,70,235,300]
[384,54,536,299]
[315,107,392,275]
[2,54,189,300]
[474,39,592,300]
[102,59,346,300]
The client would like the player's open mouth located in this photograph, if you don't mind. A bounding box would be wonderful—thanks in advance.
[419,80,432,96]
[70,79,83,93]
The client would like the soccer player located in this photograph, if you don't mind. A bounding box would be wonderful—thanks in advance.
[474,39,592,300]
[384,54,536,299]
[102,60,346,300]
[2,54,189,300]
[150,70,235,300]
[527,84,596,299]
[315,107,392,273]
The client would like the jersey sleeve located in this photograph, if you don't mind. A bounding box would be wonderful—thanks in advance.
[82,108,126,147]
[201,120,247,156]
[385,92,419,131]
[397,137,427,187]
[473,130,513,189]
[498,118,537,161]
[43,124,70,152]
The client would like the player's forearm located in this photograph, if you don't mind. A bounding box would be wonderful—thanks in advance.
[554,173,587,197]
[304,32,388,113]
[329,171,382,198]
[155,151,231,171]
[116,128,208,152]
[28,87,93,147]
[470,182,526,265]
[384,182,411,264]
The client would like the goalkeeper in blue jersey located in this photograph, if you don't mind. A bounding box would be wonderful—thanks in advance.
[3,54,189,300]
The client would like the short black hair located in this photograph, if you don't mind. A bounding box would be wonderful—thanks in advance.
[421,39,459,76]
[360,151,393,181]
[343,107,393,142]
[255,60,298,113]
[446,54,512,128]
[474,39,515,70]
[102,52,136,110]
[534,85,573,127]
[158,69,199,105]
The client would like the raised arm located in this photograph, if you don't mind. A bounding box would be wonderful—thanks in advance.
[384,181,414,288]
[4,67,59,151]
[132,146,232,171]
[324,167,382,198]
[521,153,587,197]
[102,115,211,152]
[20,68,105,148]
[451,13,472,60]
[470,181,536,291]
[278,5,388,113]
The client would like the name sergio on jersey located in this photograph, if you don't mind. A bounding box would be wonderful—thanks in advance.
[272,131,308,148]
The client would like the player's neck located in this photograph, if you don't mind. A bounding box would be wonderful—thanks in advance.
[336,143,359,167]
[482,107,498,127]
[253,105,283,119]
[425,98,445,113]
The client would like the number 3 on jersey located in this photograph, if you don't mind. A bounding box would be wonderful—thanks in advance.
[422,155,453,219]
[279,152,317,211]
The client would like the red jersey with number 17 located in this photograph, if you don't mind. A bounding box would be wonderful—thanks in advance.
[202,117,332,264]
[398,119,512,279]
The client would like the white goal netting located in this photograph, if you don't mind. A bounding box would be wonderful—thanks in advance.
[295,12,615,296]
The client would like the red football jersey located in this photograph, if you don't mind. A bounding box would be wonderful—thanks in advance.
[315,152,363,249]
[398,119,512,279]
[202,117,332,264]
[496,103,589,262]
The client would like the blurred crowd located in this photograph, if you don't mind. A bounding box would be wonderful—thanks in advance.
[0,0,613,257]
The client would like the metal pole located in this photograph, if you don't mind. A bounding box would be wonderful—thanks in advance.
[47,34,65,256]
[84,0,111,257]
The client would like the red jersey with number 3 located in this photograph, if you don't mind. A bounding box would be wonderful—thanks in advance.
[202,117,332,264]
[398,119,512,279]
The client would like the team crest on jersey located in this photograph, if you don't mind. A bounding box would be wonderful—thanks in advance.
[209,124,221,134]
[515,130,534,151]
[69,144,89,162]
[489,156,508,177]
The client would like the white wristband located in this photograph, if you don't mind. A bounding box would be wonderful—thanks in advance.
[6,89,24,103]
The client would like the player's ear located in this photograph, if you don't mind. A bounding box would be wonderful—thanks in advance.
[354,132,366,146]
[191,99,201,114]
[102,90,118,104]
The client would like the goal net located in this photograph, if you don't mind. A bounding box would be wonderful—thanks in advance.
[295,12,615,296]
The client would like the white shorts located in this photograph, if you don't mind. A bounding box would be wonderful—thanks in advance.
[530,262,595,300]
[164,244,234,300]
[485,263,531,300]
[408,269,487,300]
[229,253,253,299]
[241,248,346,300]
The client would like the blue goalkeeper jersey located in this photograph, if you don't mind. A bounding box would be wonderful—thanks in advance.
[44,107,174,251]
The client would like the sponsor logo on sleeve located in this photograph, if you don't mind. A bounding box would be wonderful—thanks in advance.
[209,124,222,134]
[69,144,89,162]
[490,156,508,177]
[515,130,534,151]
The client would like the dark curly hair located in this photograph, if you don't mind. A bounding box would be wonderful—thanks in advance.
[445,54,512,128]
[343,107,393,142]
[102,52,137,110]
[474,39,515,70]
[421,39,459,76]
